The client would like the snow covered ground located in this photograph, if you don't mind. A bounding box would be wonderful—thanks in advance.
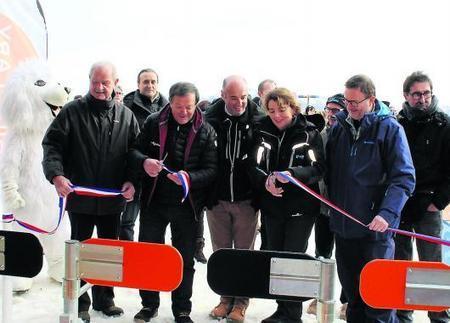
[1,212,431,323]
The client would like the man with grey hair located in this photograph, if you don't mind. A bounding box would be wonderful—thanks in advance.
[253,79,277,108]
[395,71,450,323]
[130,82,218,323]
[42,61,140,322]
[205,75,265,322]
[326,74,415,323]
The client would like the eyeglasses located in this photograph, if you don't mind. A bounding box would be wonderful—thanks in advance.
[343,96,370,108]
[325,107,342,114]
[409,91,432,100]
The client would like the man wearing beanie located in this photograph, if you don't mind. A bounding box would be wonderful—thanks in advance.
[307,93,348,318]
[395,71,450,323]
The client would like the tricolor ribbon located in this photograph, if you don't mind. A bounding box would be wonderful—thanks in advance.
[1,185,123,235]
[162,165,190,202]
[274,171,450,247]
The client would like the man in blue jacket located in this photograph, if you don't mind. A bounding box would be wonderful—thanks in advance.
[326,75,415,323]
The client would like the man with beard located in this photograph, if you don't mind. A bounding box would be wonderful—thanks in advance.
[395,71,450,323]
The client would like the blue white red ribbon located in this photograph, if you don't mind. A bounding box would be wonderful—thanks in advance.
[162,165,190,202]
[1,185,123,235]
[274,171,450,247]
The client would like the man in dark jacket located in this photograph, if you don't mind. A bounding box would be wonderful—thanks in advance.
[395,71,450,323]
[326,75,415,323]
[42,61,139,323]
[205,75,265,322]
[130,82,217,323]
[252,79,277,108]
[120,68,169,242]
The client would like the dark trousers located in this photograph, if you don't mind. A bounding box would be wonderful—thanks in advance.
[138,203,197,316]
[335,236,398,323]
[263,210,315,321]
[314,213,334,259]
[196,209,205,245]
[395,211,449,323]
[68,212,121,312]
[119,197,140,241]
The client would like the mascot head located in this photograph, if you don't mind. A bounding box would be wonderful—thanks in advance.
[0,60,71,132]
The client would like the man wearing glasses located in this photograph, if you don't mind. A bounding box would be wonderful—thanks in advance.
[326,75,415,323]
[395,71,450,323]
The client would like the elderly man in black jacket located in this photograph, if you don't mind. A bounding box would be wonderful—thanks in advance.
[130,82,218,323]
[395,71,450,323]
[205,75,265,322]
[42,61,140,323]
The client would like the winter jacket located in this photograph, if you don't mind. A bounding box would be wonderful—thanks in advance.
[42,94,140,215]
[129,105,218,217]
[205,98,265,206]
[250,115,325,216]
[397,99,450,220]
[326,100,415,239]
[123,90,168,129]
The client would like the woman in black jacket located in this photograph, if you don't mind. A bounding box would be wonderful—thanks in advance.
[251,88,325,323]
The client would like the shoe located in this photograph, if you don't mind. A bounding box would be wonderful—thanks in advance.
[339,303,347,320]
[99,305,123,317]
[134,307,158,322]
[210,301,232,319]
[78,311,90,323]
[261,310,285,323]
[194,240,207,264]
[306,299,317,315]
[227,305,246,322]
[175,312,193,323]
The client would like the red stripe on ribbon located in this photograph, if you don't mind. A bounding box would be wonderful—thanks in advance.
[275,171,450,247]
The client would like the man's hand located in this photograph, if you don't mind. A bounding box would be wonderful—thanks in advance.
[143,158,163,177]
[265,174,284,197]
[52,175,73,197]
[167,171,189,186]
[368,215,389,232]
[427,203,439,212]
[273,171,290,184]
[121,181,135,201]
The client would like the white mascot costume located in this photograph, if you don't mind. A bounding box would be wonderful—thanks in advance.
[0,60,71,291]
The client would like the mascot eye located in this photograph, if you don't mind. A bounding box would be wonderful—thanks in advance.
[34,80,46,87]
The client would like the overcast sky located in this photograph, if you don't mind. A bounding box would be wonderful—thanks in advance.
[40,0,450,109]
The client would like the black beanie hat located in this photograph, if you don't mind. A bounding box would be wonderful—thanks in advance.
[326,93,346,110]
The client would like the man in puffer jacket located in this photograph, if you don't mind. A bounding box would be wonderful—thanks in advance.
[395,71,450,323]
[130,82,217,323]
[326,74,415,323]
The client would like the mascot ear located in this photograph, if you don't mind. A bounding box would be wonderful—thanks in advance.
[40,83,71,107]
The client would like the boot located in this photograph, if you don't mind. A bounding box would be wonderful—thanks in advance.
[194,239,207,264]
[227,305,246,322]
[339,303,347,320]
[134,307,158,322]
[306,299,317,315]
[78,311,90,323]
[210,301,232,319]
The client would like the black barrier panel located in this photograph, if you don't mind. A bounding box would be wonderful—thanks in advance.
[207,249,315,302]
[0,230,43,278]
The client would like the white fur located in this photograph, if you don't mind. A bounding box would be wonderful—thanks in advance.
[0,60,70,287]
